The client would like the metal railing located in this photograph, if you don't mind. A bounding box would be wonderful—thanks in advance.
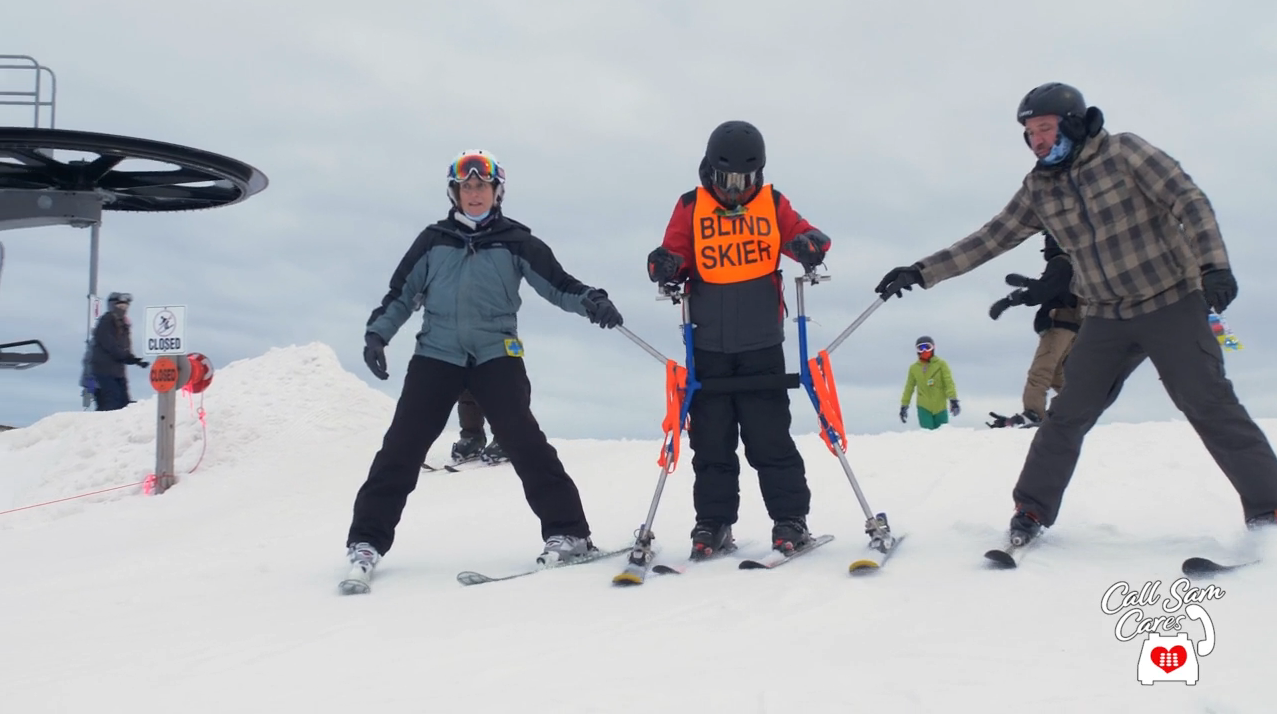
[0,54,57,128]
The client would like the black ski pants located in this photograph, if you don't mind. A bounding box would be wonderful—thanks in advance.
[1014,291,1277,526]
[688,344,810,525]
[456,389,486,440]
[347,355,590,555]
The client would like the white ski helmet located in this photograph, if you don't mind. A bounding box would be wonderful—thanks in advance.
[446,149,506,208]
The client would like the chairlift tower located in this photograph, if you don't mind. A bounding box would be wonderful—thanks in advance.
[0,55,268,408]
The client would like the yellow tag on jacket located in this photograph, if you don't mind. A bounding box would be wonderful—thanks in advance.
[691,185,782,284]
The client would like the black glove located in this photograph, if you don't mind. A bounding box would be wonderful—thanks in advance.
[1006,273,1050,305]
[988,289,1028,320]
[949,398,961,417]
[899,405,908,423]
[126,356,148,367]
[1201,266,1238,313]
[137,360,149,368]
[785,231,831,272]
[1005,273,1034,288]
[582,289,623,329]
[876,265,923,300]
[986,412,1010,428]
[647,247,683,284]
[363,332,388,380]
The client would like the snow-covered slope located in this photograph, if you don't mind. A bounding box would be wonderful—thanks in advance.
[0,343,1270,713]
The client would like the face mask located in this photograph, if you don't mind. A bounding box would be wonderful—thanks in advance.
[463,209,490,221]
[1041,134,1074,165]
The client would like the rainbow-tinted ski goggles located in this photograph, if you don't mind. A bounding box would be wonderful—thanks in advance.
[916,342,934,353]
[448,153,504,184]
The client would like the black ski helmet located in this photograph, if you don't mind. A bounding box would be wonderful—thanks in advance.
[704,120,766,173]
[916,335,935,349]
[701,120,766,204]
[1017,82,1086,125]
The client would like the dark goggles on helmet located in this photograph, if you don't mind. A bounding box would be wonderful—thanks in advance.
[448,153,503,184]
[108,292,133,304]
[712,169,757,193]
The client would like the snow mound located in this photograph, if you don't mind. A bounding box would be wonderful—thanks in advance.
[0,342,393,523]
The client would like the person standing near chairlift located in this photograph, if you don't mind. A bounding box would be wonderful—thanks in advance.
[342,149,624,593]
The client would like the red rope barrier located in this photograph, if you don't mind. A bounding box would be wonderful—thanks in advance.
[1,386,210,516]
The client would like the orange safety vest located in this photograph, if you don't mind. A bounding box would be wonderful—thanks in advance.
[691,184,782,284]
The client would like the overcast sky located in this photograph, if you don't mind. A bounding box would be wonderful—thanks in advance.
[2,0,1275,445]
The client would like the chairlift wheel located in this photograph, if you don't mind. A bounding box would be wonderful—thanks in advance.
[0,127,267,212]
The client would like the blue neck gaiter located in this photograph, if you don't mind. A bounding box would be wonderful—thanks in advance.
[1042,134,1074,165]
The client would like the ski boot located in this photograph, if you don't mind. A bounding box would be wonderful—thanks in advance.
[1008,509,1043,547]
[689,520,735,561]
[480,441,507,465]
[536,534,596,566]
[1245,511,1277,530]
[771,517,814,554]
[340,542,381,595]
[451,433,487,464]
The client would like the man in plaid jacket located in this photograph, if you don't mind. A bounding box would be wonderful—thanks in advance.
[874,82,1277,546]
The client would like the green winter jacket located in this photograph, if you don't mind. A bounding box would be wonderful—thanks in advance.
[901,357,958,414]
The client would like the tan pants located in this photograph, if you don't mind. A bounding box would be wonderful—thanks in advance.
[1022,327,1076,416]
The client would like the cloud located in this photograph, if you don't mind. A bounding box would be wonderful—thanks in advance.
[3,0,1276,453]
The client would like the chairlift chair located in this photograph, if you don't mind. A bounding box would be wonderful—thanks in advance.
[0,240,50,369]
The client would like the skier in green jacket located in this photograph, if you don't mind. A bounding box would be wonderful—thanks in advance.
[899,335,960,430]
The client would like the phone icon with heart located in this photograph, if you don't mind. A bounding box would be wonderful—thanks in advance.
[1136,604,1215,685]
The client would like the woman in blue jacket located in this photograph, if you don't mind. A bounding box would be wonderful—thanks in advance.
[341,150,623,591]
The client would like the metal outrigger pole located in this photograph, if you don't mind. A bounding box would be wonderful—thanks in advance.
[610,282,698,585]
[792,270,901,571]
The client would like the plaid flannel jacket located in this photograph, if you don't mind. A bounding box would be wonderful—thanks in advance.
[915,129,1229,320]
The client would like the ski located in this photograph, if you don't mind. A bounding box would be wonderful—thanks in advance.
[612,539,753,586]
[422,456,508,473]
[650,541,744,576]
[611,558,652,586]
[1182,556,1261,578]
[457,546,629,586]
[984,537,1039,569]
[849,533,907,575]
[739,534,835,570]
